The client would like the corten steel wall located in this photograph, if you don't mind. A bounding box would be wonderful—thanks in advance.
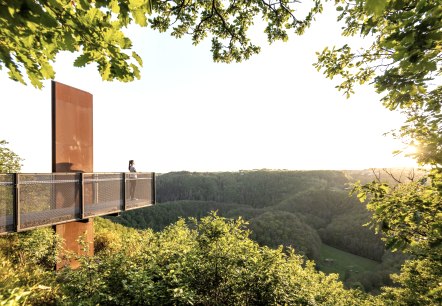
[52,81,94,269]
[52,81,93,173]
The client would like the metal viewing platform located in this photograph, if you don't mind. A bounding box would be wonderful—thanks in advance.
[0,172,155,234]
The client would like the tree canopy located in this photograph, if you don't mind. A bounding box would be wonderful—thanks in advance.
[0,215,377,305]
[0,140,22,173]
[0,0,322,88]
[0,0,153,88]
[314,0,442,168]
[310,2,441,301]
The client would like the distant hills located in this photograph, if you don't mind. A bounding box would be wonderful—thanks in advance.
[110,169,417,292]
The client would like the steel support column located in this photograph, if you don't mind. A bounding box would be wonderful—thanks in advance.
[52,81,94,270]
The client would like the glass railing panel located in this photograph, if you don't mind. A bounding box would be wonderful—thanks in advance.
[125,172,155,210]
[0,174,14,232]
[19,173,80,230]
[83,173,123,217]
[0,172,155,234]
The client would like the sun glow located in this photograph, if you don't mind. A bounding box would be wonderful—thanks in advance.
[403,143,418,157]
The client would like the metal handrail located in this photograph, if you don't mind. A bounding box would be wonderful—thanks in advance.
[0,172,155,234]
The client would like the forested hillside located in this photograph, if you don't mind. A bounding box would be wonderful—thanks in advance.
[110,170,408,292]
[0,216,380,305]
[155,170,349,205]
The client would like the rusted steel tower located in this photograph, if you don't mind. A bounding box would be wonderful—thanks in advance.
[52,81,94,269]
[0,81,155,268]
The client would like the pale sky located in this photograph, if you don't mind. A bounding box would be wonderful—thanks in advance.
[0,4,416,174]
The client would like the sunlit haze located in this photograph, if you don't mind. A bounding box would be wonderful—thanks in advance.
[0,4,416,173]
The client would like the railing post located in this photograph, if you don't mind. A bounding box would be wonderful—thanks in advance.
[152,172,156,204]
[13,173,20,232]
[94,173,98,204]
[80,173,84,219]
[122,173,126,211]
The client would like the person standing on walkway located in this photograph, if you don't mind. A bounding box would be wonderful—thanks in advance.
[128,160,137,200]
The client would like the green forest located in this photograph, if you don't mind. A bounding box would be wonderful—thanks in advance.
[0,169,438,305]
[109,170,410,293]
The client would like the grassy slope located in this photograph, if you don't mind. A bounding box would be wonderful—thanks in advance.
[318,243,381,280]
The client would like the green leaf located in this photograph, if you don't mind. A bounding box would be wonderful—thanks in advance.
[38,11,58,27]
[132,51,143,66]
[78,0,92,11]
[357,192,367,202]
[101,62,111,80]
[423,61,437,72]
[74,54,93,67]
[85,7,100,24]
[110,0,120,14]
[7,65,25,84]
[40,62,55,78]
[27,71,43,89]
[63,33,77,52]
[365,0,388,16]
[132,10,147,26]
[130,63,141,79]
